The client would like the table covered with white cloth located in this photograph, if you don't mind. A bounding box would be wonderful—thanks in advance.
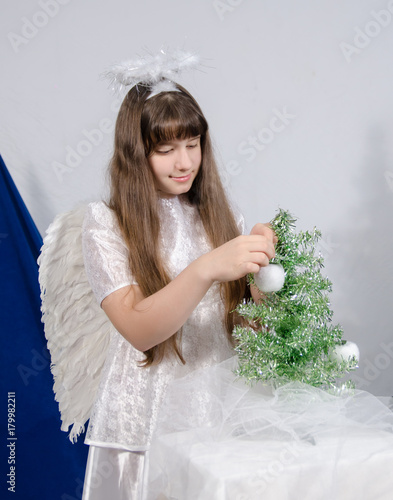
[147,358,393,500]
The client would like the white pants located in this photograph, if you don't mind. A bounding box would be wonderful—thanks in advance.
[82,445,148,500]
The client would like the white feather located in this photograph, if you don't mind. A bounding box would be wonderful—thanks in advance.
[101,48,200,94]
[38,206,111,443]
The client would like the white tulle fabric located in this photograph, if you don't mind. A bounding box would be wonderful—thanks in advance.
[147,357,393,499]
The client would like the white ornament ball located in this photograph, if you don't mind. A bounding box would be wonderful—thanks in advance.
[254,263,285,293]
[331,341,360,363]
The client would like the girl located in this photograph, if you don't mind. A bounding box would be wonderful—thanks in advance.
[41,54,275,500]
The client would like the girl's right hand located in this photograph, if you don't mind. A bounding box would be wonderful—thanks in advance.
[199,227,276,284]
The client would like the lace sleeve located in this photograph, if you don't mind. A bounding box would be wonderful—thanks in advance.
[82,202,137,305]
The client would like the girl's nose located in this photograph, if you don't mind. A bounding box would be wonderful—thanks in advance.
[174,148,192,170]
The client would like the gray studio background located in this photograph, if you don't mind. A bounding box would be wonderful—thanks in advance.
[1,0,392,396]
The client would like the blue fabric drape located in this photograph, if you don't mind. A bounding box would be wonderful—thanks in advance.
[0,155,88,500]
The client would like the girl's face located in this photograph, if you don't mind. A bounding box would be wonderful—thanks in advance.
[148,136,202,197]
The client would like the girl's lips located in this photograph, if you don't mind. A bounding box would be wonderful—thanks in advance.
[170,174,192,182]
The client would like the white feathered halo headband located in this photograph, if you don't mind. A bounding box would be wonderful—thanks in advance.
[101,48,200,98]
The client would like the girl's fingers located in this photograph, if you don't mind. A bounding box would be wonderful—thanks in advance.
[247,252,270,269]
[244,236,275,260]
[250,223,275,239]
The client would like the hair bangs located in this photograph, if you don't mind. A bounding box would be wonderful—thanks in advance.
[150,115,204,144]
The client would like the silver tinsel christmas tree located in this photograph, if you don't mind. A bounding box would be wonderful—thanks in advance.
[234,209,358,390]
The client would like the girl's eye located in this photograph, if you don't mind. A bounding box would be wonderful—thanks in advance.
[187,142,198,149]
[156,148,172,155]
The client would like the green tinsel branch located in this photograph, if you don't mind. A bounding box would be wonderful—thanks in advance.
[234,209,358,390]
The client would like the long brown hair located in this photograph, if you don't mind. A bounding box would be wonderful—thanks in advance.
[108,81,248,366]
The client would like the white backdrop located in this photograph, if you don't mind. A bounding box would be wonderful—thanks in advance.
[1,0,392,396]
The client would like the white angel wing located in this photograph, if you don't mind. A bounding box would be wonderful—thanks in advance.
[38,205,111,443]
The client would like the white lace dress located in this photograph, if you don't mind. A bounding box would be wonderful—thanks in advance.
[81,195,240,500]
